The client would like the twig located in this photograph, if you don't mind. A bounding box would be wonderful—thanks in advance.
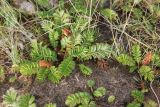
[119,2,135,41]
[150,81,160,107]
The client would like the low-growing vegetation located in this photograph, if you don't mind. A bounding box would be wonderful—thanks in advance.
[0,0,160,107]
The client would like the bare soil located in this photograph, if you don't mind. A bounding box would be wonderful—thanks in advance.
[0,59,159,107]
[30,60,137,107]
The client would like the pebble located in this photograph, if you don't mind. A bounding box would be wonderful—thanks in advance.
[19,1,36,15]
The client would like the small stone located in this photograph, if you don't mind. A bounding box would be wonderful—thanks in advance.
[19,1,36,15]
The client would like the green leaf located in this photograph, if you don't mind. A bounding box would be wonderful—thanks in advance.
[61,36,71,49]
[53,10,70,25]
[68,46,88,58]
[133,8,143,19]
[144,99,158,107]
[19,61,39,76]
[37,11,53,19]
[82,43,112,60]
[36,69,49,82]
[36,0,51,9]
[152,53,160,67]
[93,87,106,97]
[73,17,88,31]
[3,88,36,107]
[79,64,92,76]
[30,40,57,61]
[117,54,136,66]
[108,95,116,104]
[129,66,137,73]
[82,29,95,44]
[41,20,54,32]
[88,101,96,107]
[65,92,92,107]
[44,103,56,107]
[69,0,88,14]
[19,94,36,107]
[131,90,144,103]
[131,45,141,63]
[58,57,75,77]
[69,43,112,60]
[3,88,18,107]
[139,66,154,81]
[87,80,95,88]
[72,33,83,46]
[79,101,96,107]
[127,102,141,107]
[48,66,63,83]
[49,31,59,48]
[101,9,118,20]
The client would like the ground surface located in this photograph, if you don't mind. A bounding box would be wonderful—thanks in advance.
[0,20,160,107]
[0,60,159,107]
[0,1,160,106]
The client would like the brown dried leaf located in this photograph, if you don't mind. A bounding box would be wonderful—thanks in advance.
[142,51,152,65]
[62,28,72,37]
[39,60,52,68]
[97,59,108,70]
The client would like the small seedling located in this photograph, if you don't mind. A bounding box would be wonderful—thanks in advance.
[44,103,57,107]
[127,102,141,107]
[144,99,158,107]
[93,87,106,97]
[3,88,36,107]
[127,89,144,107]
[36,0,51,9]
[79,64,93,76]
[131,90,144,103]
[65,92,93,107]
[87,80,95,88]
[108,95,116,104]
[101,9,118,20]
[87,80,95,92]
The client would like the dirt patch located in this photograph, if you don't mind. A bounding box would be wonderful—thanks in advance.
[30,61,137,107]
[0,50,12,70]
[0,60,159,106]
